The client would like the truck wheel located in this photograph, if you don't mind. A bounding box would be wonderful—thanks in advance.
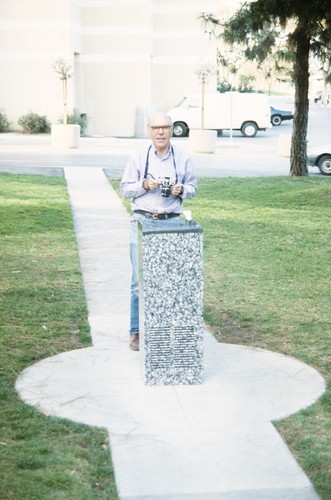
[271,114,282,126]
[241,122,258,137]
[318,155,331,175]
[173,122,188,137]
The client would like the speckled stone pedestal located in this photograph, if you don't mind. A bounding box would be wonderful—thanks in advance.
[139,219,203,385]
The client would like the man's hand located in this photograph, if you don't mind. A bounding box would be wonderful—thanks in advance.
[142,179,160,190]
[171,183,184,196]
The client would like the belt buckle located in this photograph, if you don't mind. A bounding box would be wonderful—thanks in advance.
[152,213,159,220]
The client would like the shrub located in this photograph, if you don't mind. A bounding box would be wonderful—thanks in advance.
[0,110,10,132]
[217,80,232,93]
[18,112,51,134]
[61,110,88,136]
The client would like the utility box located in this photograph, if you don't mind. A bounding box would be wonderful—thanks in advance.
[139,218,203,385]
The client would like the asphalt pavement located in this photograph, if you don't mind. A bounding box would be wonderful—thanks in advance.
[1,94,330,178]
[0,129,326,179]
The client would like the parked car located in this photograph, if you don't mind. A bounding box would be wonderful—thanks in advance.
[270,106,293,126]
[307,145,331,175]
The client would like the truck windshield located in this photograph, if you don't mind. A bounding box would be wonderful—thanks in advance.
[175,97,200,108]
[175,97,187,107]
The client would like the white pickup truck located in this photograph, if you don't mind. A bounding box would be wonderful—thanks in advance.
[167,92,271,138]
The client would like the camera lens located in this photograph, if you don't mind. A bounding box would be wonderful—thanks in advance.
[161,187,171,197]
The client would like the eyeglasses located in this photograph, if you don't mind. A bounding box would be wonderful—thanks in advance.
[149,125,172,132]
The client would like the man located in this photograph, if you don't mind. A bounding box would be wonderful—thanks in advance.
[121,112,197,351]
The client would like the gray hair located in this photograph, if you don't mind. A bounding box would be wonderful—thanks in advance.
[148,112,173,128]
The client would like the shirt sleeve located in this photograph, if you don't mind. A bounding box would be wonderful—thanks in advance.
[179,153,197,200]
[120,150,146,199]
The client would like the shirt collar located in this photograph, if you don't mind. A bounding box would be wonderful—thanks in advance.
[152,144,172,159]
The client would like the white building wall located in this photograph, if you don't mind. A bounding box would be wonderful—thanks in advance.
[0,0,225,136]
[78,0,153,136]
[151,1,218,113]
[0,0,78,128]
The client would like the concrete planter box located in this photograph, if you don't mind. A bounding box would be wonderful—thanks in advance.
[51,124,80,148]
[188,129,217,153]
[278,133,291,157]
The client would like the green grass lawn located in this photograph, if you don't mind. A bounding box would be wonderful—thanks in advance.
[186,176,331,499]
[1,173,330,499]
[0,174,118,499]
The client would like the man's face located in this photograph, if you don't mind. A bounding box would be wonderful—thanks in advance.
[149,118,173,152]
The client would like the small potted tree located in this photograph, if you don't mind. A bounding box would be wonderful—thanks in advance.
[51,58,80,148]
[189,63,217,153]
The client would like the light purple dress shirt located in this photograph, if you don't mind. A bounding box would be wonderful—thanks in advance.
[120,143,197,214]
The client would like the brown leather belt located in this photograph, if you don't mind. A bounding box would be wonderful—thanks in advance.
[134,210,180,220]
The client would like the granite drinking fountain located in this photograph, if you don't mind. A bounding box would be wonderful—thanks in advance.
[138,217,204,385]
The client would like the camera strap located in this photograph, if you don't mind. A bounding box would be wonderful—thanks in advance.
[144,144,178,183]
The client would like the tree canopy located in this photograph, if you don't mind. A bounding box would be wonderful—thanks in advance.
[201,1,331,175]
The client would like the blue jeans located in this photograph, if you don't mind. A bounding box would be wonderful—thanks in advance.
[129,213,181,335]
[129,213,143,335]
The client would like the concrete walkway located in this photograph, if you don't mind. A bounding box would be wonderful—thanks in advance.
[16,167,325,499]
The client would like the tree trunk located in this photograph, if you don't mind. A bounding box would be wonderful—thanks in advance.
[63,79,68,125]
[201,80,205,129]
[290,23,310,176]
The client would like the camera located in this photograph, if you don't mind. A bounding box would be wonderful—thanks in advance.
[158,177,175,197]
